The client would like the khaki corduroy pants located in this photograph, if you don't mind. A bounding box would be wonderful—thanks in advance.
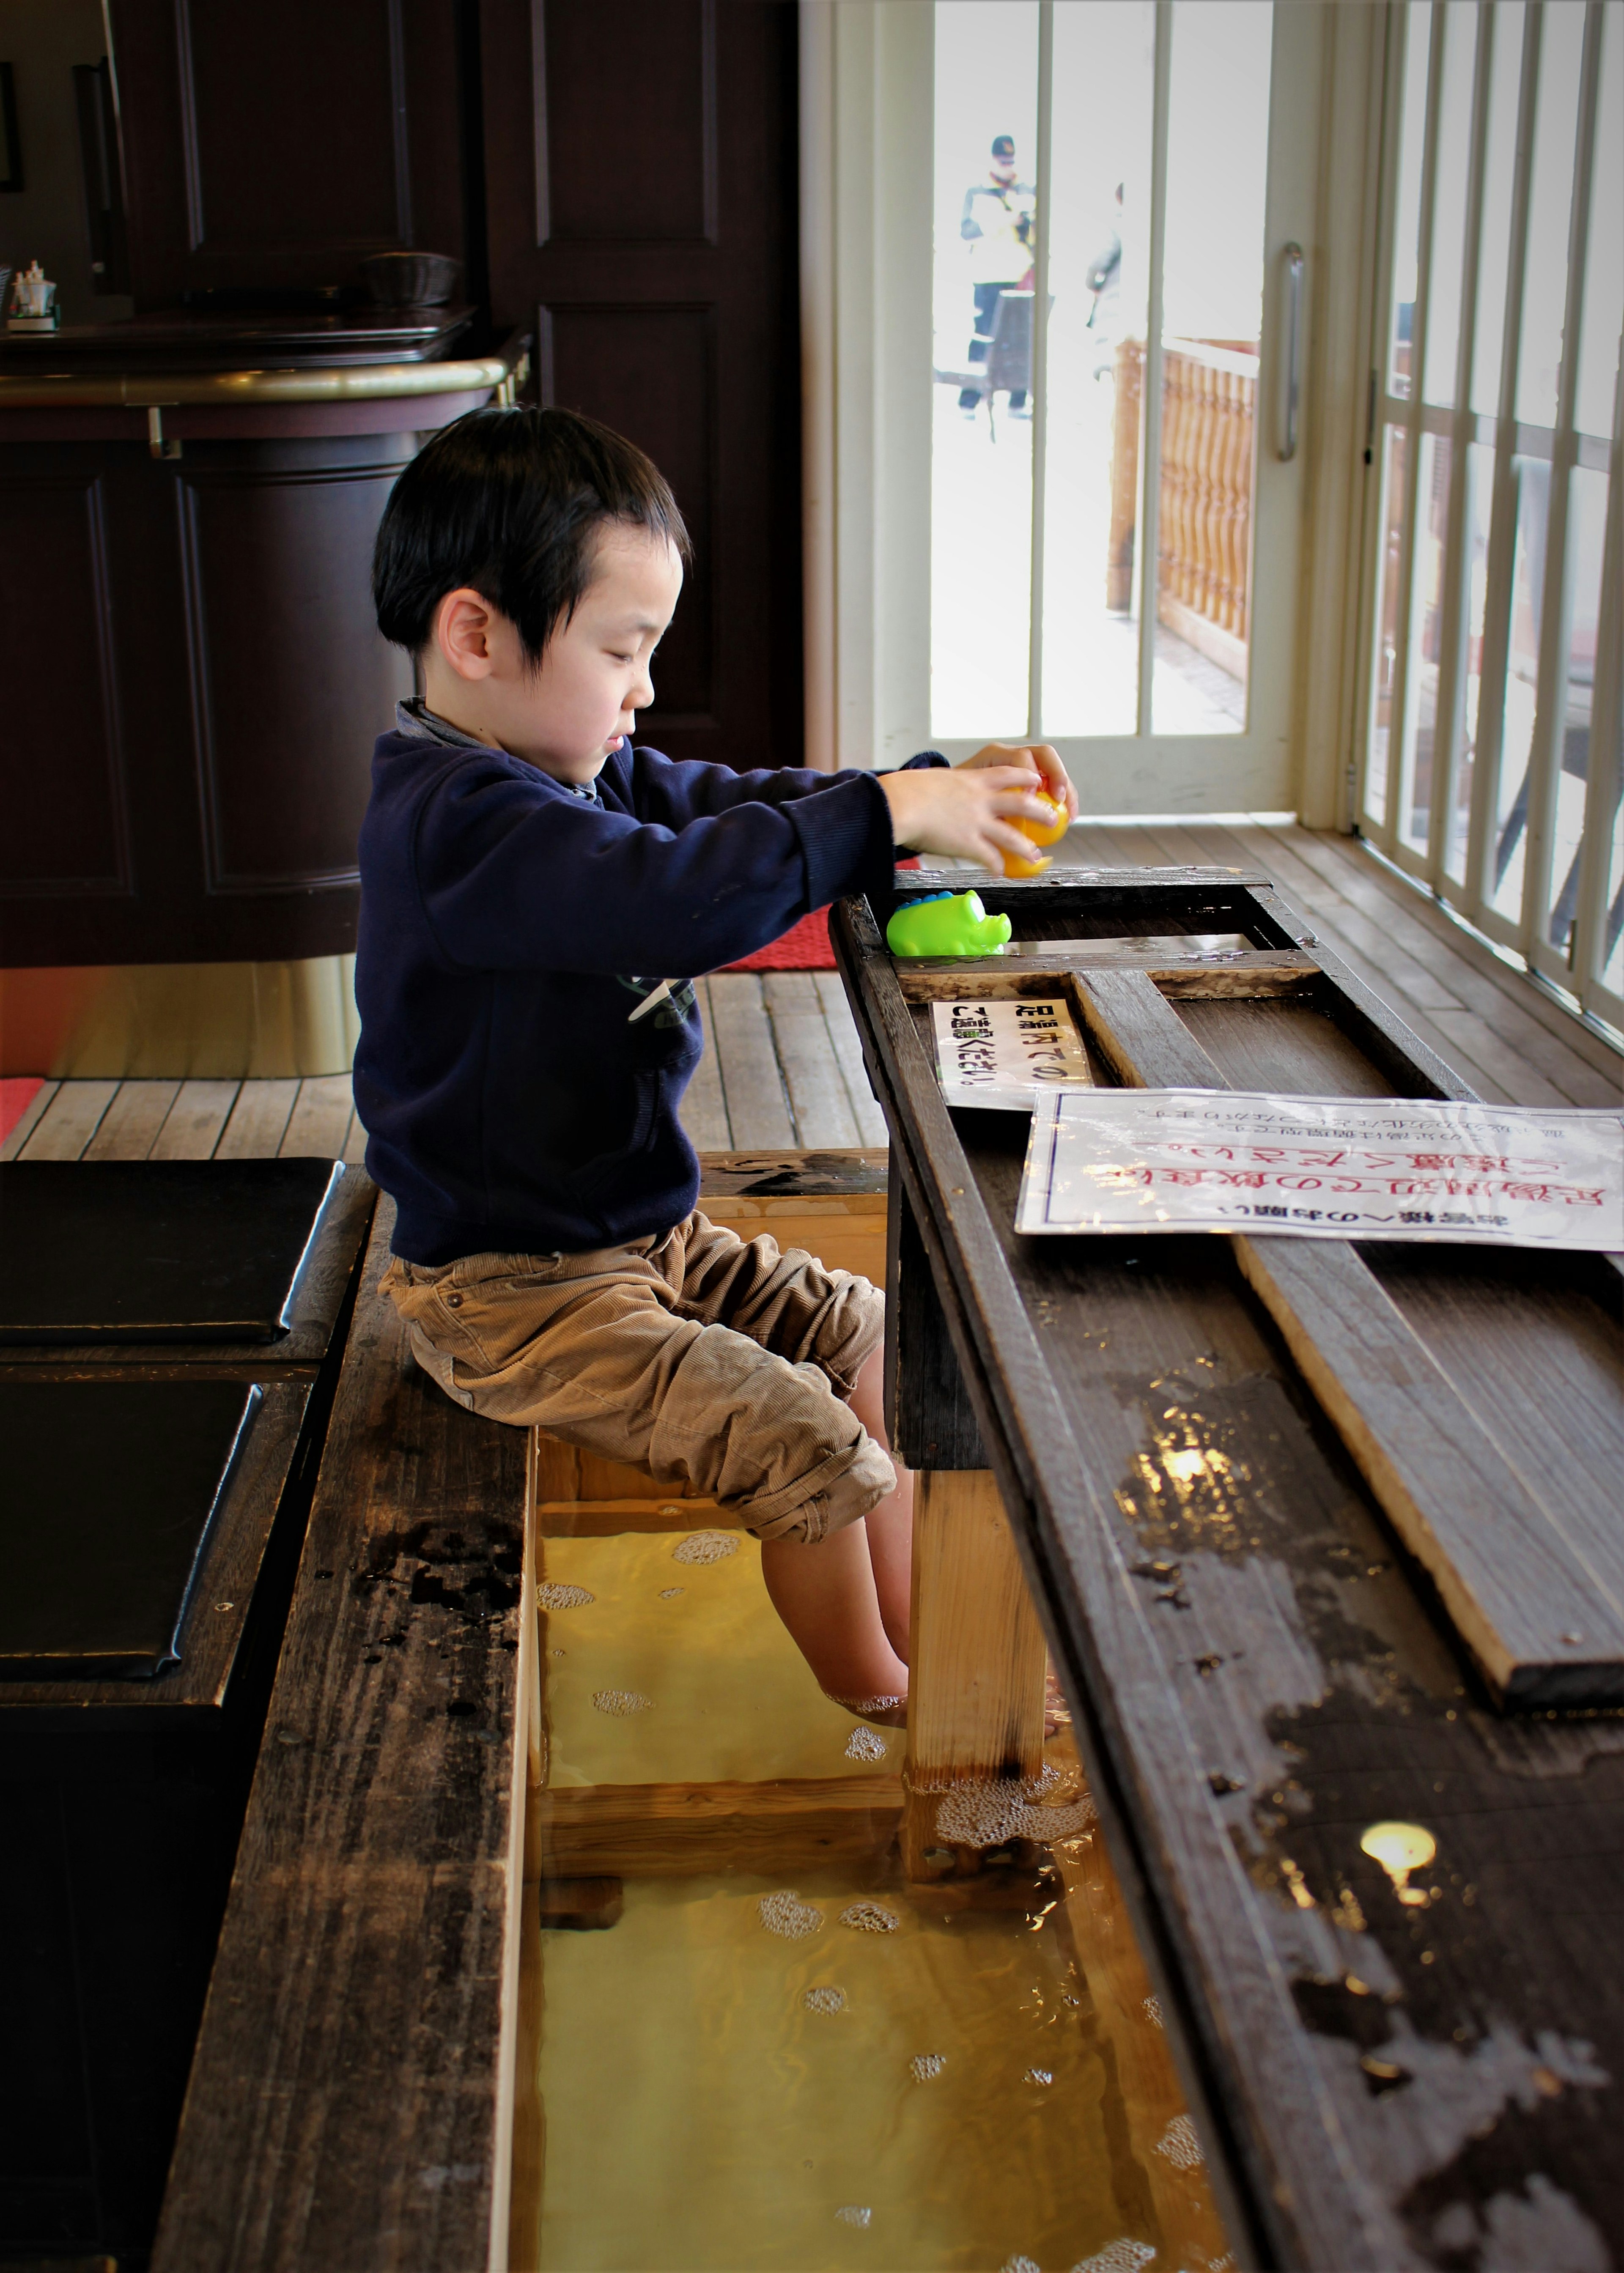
[382,1210,892,1544]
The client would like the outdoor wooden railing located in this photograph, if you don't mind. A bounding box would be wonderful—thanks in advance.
[1106,337,1259,684]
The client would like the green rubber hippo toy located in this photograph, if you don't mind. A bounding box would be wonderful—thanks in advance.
[885,890,1012,958]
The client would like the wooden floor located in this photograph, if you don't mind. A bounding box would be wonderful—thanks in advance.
[5,824,1616,1167]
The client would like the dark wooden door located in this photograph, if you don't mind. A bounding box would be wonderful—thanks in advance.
[481,0,803,770]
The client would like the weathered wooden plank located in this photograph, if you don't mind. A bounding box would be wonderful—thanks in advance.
[904,1469,1047,1879]
[763,971,863,1146]
[215,1079,300,1161]
[533,1776,903,1878]
[706,973,795,1147]
[835,878,1624,2266]
[152,1198,529,2273]
[678,976,732,1150]
[812,969,891,1146]
[0,1078,59,1161]
[896,954,1318,998]
[82,1079,182,1160]
[1173,997,1402,1096]
[695,1145,887,1196]
[279,1075,355,1160]
[886,1159,983,1469]
[1233,1236,1624,1705]
[17,1079,119,1160]
[150,1080,241,1160]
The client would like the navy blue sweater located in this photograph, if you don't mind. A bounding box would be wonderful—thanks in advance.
[354,731,940,1263]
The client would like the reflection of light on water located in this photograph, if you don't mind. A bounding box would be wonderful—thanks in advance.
[1360,1820,1437,1905]
[1115,1413,1254,1549]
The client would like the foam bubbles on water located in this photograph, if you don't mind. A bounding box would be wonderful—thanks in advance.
[834,2205,872,2229]
[672,1530,739,1565]
[1002,2257,1042,2273]
[592,1689,652,1716]
[537,1583,595,1610]
[759,1890,823,1938]
[1142,1994,1163,2028]
[844,1726,886,1762]
[933,1779,1096,1849]
[839,1900,898,1934]
[1154,2113,1203,2169]
[1024,2067,1054,2087]
[658,1587,685,1599]
[909,2052,946,2081]
[803,1986,846,2014]
[1071,2243,1155,2273]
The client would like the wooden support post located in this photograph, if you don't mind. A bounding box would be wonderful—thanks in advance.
[903,1470,1047,1881]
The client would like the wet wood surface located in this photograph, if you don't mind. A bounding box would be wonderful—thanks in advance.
[535,1775,905,1879]
[152,1198,532,2273]
[834,869,1624,2272]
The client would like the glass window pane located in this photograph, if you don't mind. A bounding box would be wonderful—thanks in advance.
[931,2,1040,739]
[1445,439,1495,881]
[1489,456,1550,920]
[1470,3,1526,416]
[1544,466,1609,954]
[1151,0,1271,735]
[1573,0,1623,440]
[1039,0,1155,738]
[1365,425,1410,829]
[1423,3,1481,406]
[1399,433,1454,852]
[1515,2,1586,428]
[1390,3,1435,402]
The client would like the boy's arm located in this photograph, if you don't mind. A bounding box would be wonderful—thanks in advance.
[620,745,944,834]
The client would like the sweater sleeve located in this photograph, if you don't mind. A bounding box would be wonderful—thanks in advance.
[409,750,940,978]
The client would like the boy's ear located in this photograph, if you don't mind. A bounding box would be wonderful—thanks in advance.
[433,587,501,681]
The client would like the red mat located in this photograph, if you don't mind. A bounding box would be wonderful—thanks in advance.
[721,861,922,973]
[0,1076,44,1146]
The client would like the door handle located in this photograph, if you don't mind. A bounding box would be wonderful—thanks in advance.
[1277,241,1303,461]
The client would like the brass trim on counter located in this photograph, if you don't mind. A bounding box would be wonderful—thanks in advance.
[0,349,528,409]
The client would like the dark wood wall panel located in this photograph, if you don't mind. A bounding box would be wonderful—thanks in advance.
[545,305,714,718]
[485,0,801,770]
[110,0,469,305]
[540,0,716,243]
[0,477,130,898]
[177,0,409,255]
[179,460,412,890]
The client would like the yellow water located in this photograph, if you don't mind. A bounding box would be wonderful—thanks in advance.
[519,1527,1229,2273]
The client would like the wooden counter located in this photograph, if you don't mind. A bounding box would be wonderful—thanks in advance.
[833,864,1624,2271]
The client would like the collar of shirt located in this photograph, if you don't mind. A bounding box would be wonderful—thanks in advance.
[394,698,600,802]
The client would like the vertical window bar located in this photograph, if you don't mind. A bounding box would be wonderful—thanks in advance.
[1136,0,1173,737]
[1383,2,1448,852]
[1356,3,1411,840]
[1568,389,1622,1018]
[1518,0,1604,970]
[1027,0,1055,741]
[1426,4,1495,893]
[1462,1,1542,917]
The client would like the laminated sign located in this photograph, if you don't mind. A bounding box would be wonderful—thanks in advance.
[1015,1089,1624,1250]
[932,998,1092,1110]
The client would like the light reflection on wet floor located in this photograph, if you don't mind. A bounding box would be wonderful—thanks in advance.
[521,1525,1229,2273]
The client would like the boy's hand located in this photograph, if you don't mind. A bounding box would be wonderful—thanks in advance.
[879,743,1077,873]
[957,741,1078,820]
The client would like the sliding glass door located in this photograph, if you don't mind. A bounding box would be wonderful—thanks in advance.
[927,1,1317,811]
[1359,1,1623,1031]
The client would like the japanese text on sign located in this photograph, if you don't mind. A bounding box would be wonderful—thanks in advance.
[1015,1091,1624,1250]
[933,998,1092,1111]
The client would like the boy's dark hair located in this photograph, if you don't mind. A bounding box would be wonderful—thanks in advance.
[372,404,691,665]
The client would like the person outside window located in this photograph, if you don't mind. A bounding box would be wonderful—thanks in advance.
[958,134,1037,418]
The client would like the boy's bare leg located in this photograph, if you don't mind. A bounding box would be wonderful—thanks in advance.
[758,1345,914,1703]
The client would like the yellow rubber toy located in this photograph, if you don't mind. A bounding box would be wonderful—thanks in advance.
[1003,792,1069,878]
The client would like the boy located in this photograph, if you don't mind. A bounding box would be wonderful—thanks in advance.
[356,406,1074,1718]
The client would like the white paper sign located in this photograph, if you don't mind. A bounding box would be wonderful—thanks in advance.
[933,998,1092,1110]
[1015,1089,1624,1250]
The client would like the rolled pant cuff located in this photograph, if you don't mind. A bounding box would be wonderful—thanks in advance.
[740,1432,897,1545]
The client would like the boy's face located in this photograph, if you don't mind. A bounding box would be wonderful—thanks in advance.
[425,524,683,784]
